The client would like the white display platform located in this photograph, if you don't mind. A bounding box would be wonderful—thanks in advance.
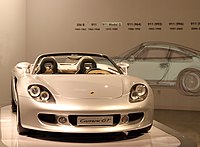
[0,105,196,147]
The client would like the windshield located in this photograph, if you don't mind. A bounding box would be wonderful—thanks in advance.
[32,53,123,75]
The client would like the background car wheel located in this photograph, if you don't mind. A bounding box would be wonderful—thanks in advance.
[128,124,152,135]
[176,68,200,96]
[17,107,29,135]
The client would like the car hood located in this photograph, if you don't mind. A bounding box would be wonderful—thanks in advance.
[36,75,123,99]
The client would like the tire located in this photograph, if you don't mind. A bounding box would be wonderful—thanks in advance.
[17,106,29,135]
[11,80,17,113]
[176,68,200,96]
[11,98,17,113]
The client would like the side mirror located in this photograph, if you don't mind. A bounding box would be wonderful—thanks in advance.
[16,62,31,69]
[117,62,129,75]
[16,62,31,73]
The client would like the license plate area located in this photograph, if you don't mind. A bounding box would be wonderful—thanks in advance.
[77,116,113,126]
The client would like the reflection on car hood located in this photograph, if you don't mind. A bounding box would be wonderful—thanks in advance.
[36,75,123,99]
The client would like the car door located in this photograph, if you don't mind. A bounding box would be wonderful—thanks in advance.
[126,45,170,84]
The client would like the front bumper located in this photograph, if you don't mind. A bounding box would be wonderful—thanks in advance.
[19,95,154,133]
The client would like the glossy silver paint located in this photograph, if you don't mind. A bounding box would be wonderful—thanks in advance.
[12,53,154,134]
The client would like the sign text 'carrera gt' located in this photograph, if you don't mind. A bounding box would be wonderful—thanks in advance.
[77,116,113,126]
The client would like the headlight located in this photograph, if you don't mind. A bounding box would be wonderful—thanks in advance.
[28,85,55,103]
[29,85,41,97]
[129,84,148,102]
[40,91,50,101]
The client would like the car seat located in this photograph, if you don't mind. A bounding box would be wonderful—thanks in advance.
[37,57,58,74]
[76,58,97,74]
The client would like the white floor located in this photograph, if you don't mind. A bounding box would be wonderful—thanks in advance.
[0,105,189,147]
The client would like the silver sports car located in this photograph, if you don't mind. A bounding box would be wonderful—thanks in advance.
[11,53,154,135]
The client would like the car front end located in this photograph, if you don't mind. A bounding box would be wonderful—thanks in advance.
[17,74,154,134]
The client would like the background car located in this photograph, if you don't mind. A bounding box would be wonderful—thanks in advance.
[11,53,154,135]
[113,41,200,96]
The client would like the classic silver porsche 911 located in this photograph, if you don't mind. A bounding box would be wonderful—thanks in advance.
[11,53,154,135]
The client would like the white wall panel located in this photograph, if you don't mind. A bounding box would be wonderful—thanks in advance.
[27,0,200,61]
[0,0,26,105]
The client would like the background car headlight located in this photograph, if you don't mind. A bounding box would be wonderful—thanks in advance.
[28,85,55,103]
[129,84,148,102]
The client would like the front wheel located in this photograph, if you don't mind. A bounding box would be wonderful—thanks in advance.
[176,68,200,96]
[11,98,17,113]
[17,106,29,135]
[11,79,17,112]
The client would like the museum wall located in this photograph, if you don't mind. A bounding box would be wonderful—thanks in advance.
[27,0,200,61]
[0,0,26,106]
[26,0,200,111]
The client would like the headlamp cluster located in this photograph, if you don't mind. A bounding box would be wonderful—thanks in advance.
[28,85,55,103]
[129,84,148,102]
